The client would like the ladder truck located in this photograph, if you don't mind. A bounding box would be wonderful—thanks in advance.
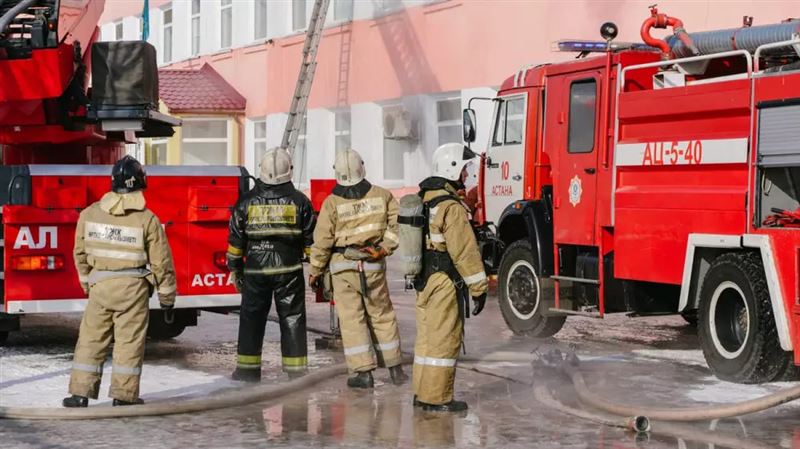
[466,7,800,383]
[0,0,248,343]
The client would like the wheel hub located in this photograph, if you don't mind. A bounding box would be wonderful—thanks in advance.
[506,260,540,320]
[709,281,750,360]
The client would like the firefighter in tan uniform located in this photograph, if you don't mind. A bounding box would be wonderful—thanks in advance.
[63,156,176,408]
[413,143,488,413]
[309,149,408,388]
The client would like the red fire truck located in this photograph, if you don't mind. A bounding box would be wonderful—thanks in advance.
[0,1,244,343]
[466,7,800,383]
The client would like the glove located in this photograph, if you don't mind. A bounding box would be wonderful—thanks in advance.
[362,246,388,262]
[309,274,321,292]
[232,272,244,293]
[160,302,174,310]
[471,293,487,316]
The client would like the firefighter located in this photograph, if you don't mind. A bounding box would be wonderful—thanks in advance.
[228,147,316,382]
[308,148,408,388]
[63,156,176,408]
[413,143,488,413]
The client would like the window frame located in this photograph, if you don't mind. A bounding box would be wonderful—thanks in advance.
[220,0,233,50]
[382,104,407,182]
[114,20,123,41]
[292,0,307,32]
[162,4,173,64]
[334,109,351,153]
[181,117,230,166]
[253,117,268,173]
[491,93,527,147]
[190,0,201,56]
[148,138,169,165]
[254,0,268,41]
[435,96,462,146]
[333,0,354,22]
[566,78,598,154]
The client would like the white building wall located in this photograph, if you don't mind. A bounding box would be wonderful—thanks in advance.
[350,102,388,186]
[306,109,334,180]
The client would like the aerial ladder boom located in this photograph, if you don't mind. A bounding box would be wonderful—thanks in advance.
[281,0,330,152]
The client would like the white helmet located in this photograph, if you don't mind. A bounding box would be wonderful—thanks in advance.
[432,143,477,181]
[334,148,366,186]
[259,147,293,185]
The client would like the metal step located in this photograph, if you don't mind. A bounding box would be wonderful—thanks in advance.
[550,275,599,285]
[548,308,602,318]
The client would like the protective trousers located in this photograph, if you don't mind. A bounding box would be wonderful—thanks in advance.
[331,265,402,372]
[68,276,150,402]
[237,270,308,373]
[413,272,462,405]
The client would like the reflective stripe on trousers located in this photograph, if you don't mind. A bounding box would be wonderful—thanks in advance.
[113,365,142,376]
[414,356,457,367]
[73,362,103,374]
[244,264,303,276]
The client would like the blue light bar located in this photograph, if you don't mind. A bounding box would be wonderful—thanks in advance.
[554,40,657,53]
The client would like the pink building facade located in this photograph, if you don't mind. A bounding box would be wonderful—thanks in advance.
[100,0,799,188]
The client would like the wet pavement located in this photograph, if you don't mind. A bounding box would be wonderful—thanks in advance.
[3,264,800,448]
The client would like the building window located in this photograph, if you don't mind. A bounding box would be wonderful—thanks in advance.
[255,0,268,40]
[334,110,351,153]
[114,20,123,41]
[162,4,173,63]
[334,0,354,22]
[190,0,200,56]
[182,119,229,165]
[568,79,597,154]
[253,118,267,174]
[436,97,462,146]
[292,0,307,32]
[221,0,233,49]
[383,105,406,181]
[147,139,168,165]
[293,115,308,184]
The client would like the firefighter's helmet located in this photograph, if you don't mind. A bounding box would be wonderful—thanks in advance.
[334,148,366,186]
[259,147,293,185]
[432,143,477,181]
[111,155,147,193]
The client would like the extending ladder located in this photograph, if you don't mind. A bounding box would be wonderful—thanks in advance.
[281,0,331,152]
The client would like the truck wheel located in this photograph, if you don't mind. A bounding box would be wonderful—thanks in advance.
[698,252,785,384]
[0,331,7,345]
[147,310,187,340]
[498,240,566,337]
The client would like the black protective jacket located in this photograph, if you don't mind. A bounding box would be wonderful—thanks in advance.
[227,181,316,276]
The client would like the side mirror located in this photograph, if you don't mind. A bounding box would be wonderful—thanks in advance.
[463,108,477,143]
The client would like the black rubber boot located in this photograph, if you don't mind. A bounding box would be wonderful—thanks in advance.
[231,368,261,383]
[389,365,409,386]
[62,395,88,408]
[346,370,374,389]
[413,395,422,407]
[420,400,468,413]
[112,398,145,406]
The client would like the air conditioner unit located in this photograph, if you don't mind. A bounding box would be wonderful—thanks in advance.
[383,108,416,140]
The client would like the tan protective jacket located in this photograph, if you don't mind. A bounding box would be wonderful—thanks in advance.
[73,191,177,305]
[423,188,488,297]
[310,183,399,276]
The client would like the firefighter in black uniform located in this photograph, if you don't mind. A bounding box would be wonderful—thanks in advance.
[227,147,316,381]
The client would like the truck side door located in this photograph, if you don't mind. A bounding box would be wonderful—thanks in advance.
[551,74,600,246]
[484,93,527,225]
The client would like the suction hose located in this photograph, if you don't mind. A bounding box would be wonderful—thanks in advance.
[0,361,350,420]
[559,352,800,422]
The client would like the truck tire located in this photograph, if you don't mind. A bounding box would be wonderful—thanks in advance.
[697,252,785,384]
[147,310,187,340]
[0,331,7,345]
[498,240,565,337]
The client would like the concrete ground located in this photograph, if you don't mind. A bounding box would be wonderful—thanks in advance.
[2,266,800,448]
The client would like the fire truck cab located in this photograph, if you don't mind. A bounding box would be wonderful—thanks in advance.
[467,12,800,383]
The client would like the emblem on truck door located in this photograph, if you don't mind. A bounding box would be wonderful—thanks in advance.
[569,175,582,207]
